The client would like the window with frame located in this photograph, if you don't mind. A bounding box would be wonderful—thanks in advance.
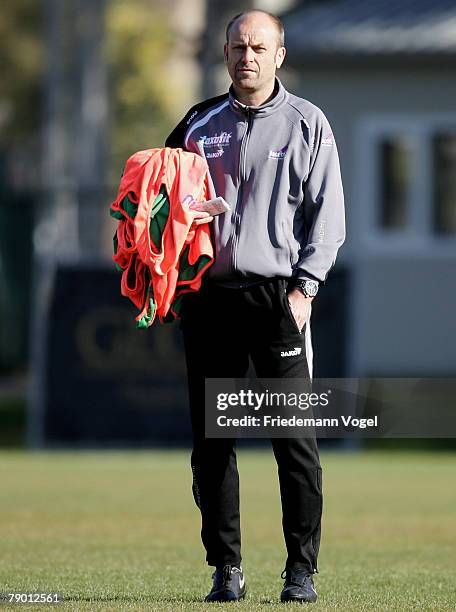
[433,132,456,235]
[360,115,456,245]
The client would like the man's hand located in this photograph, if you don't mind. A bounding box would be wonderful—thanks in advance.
[287,287,314,332]
[190,210,214,227]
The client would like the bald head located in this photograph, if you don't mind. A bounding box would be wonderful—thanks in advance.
[226,10,285,49]
[223,9,286,107]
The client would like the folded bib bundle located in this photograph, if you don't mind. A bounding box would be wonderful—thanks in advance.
[110,147,214,328]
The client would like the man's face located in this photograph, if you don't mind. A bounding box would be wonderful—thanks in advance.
[224,13,286,98]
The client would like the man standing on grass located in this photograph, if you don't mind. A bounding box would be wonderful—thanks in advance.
[166,9,345,603]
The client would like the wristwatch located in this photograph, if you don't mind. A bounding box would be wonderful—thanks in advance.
[293,279,319,298]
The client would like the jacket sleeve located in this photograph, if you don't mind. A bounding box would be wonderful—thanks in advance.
[295,112,346,284]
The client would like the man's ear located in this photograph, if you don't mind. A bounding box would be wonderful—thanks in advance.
[224,43,228,63]
[275,46,286,69]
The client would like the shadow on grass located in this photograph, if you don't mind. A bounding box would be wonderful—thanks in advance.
[65,594,286,606]
[64,594,207,604]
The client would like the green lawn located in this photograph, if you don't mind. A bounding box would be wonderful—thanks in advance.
[0,450,455,611]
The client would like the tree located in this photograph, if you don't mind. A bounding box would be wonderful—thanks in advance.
[106,0,177,182]
[0,1,43,148]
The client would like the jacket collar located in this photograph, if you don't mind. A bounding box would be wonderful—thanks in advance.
[228,78,288,117]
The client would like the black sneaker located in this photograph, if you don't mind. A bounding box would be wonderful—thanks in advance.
[280,567,317,603]
[205,564,246,602]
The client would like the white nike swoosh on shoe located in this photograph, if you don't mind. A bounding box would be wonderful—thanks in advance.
[239,574,245,589]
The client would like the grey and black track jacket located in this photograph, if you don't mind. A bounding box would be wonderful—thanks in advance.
[165,78,345,285]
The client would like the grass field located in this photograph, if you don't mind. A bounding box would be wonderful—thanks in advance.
[0,450,455,611]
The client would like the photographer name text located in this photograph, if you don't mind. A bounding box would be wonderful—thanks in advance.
[216,415,378,429]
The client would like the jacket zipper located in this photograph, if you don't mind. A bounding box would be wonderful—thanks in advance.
[231,108,252,274]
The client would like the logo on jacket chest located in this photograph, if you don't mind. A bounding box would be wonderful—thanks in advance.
[268,145,288,160]
[200,132,232,148]
[199,132,232,159]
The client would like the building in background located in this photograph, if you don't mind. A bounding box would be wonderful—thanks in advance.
[281,0,456,377]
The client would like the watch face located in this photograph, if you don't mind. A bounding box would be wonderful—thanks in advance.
[303,281,318,296]
[306,281,318,297]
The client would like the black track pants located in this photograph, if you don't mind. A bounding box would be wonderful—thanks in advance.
[180,278,322,573]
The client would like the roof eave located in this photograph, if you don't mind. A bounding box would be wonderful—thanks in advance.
[284,51,456,69]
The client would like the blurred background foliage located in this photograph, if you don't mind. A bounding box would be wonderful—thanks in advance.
[106,0,176,180]
[0,0,180,183]
[0,0,184,443]
[0,1,43,146]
